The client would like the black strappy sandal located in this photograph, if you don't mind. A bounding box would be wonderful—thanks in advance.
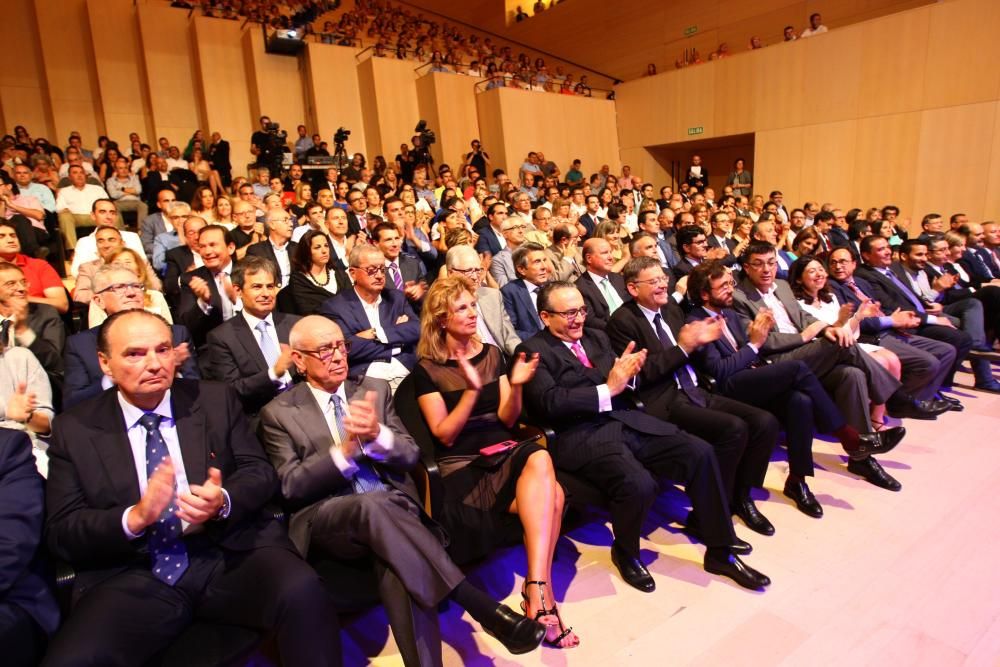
[520,580,578,649]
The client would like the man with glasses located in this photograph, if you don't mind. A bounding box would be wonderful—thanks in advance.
[231,199,266,258]
[319,245,419,392]
[64,265,198,408]
[490,216,528,288]
[446,244,521,357]
[517,281,771,592]
[732,241,907,491]
[510,191,534,227]
[206,256,298,417]
[672,225,710,278]
[258,315,546,662]
[346,188,379,238]
[247,209,297,288]
[607,256,781,536]
[686,260,902,518]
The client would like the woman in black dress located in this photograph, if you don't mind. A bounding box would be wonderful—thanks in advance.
[413,276,578,649]
[278,229,351,315]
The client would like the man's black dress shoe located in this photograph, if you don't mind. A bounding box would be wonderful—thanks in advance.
[483,604,545,654]
[783,478,823,518]
[849,426,905,460]
[847,456,902,491]
[886,397,947,420]
[686,513,753,554]
[704,549,771,590]
[733,496,775,536]
[610,542,655,592]
[936,394,964,411]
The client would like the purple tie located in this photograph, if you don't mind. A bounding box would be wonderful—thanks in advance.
[389,262,403,290]
[570,341,592,368]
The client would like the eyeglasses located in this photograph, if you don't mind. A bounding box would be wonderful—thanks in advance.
[348,197,364,203]
[503,224,527,232]
[296,340,351,361]
[630,276,670,287]
[1,279,28,290]
[545,306,588,321]
[450,267,484,277]
[96,282,144,295]
[712,279,737,291]
[746,260,778,269]
[352,265,386,277]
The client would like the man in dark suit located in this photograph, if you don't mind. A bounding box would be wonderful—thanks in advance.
[828,209,851,249]
[373,222,427,311]
[161,214,205,307]
[517,281,771,593]
[733,242,907,491]
[345,188,380,237]
[500,244,550,342]
[856,236,1000,392]
[0,429,59,665]
[706,211,739,267]
[578,194,603,239]
[672,225,709,278]
[574,238,631,331]
[0,261,65,396]
[686,261,903,517]
[319,245,419,392]
[205,256,299,417]
[246,209,297,288]
[826,246,959,411]
[258,316,545,662]
[178,225,239,362]
[607,257,780,535]
[44,309,341,666]
[64,265,200,409]
[473,202,507,257]
[637,210,680,269]
[139,188,175,259]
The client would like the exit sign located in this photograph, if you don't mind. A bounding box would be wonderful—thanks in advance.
[688,126,704,136]
[684,25,698,36]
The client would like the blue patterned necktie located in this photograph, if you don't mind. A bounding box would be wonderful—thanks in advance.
[255,319,279,368]
[331,395,384,494]
[138,413,189,586]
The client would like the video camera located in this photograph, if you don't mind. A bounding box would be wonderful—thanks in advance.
[258,122,289,174]
[414,120,436,147]
[334,127,351,146]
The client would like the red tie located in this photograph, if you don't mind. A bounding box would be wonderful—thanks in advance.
[845,278,867,302]
[570,341,593,368]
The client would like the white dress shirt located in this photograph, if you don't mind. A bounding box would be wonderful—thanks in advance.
[358,291,410,382]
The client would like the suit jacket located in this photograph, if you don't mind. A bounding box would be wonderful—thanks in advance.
[707,235,739,267]
[205,311,300,415]
[278,269,352,316]
[178,265,229,358]
[964,248,997,283]
[828,275,894,336]
[732,277,819,354]
[385,254,428,310]
[164,244,196,305]
[686,306,763,387]
[656,235,681,269]
[574,271,632,331]
[246,239,298,282]
[672,257,698,278]
[578,213,600,238]
[477,285,521,357]
[257,378,421,556]
[318,288,419,376]
[45,380,288,593]
[139,212,168,258]
[828,226,850,249]
[515,329,679,470]
[500,279,543,342]
[489,248,517,288]
[606,299,711,415]
[924,262,976,303]
[855,263,931,324]
[63,324,199,410]
[346,211,380,237]
[19,303,65,386]
[474,226,504,256]
[0,429,59,636]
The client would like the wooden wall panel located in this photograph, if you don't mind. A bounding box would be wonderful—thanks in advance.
[243,27,309,138]
[912,102,997,222]
[367,58,421,160]
[852,112,922,221]
[304,44,368,159]
[356,58,382,162]
[983,105,1000,221]
[615,75,673,150]
[33,0,104,146]
[749,42,804,131]
[799,27,863,124]
[87,0,153,144]
[923,0,1000,109]
[414,75,440,166]
[798,120,858,208]
[618,147,670,192]
[713,55,759,137]
[137,3,204,148]
[1,0,52,138]
[192,17,253,174]
[474,89,507,178]
[414,73,481,170]
[753,127,804,206]
[857,8,930,118]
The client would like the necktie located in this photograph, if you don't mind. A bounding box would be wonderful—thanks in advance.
[719,316,739,352]
[331,395,384,494]
[599,277,623,314]
[255,320,279,369]
[652,313,706,407]
[882,269,925,313]
[570,341,592,368]
[844,278,868,303]
[138,413,189,586]
[389,262,403,290]
[0,319,11,347]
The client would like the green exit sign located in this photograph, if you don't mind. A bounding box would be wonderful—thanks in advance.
[684,25,698,36]
[687,126,704,136]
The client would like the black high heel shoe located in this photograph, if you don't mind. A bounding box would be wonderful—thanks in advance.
[520,580,578,649]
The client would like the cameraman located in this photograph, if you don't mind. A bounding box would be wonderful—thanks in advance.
[250,115,272,167]
[463,139,490,178]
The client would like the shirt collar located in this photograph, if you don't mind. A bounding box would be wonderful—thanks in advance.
[118,389,174,429]
[241,309,274,330]
[305,381,347,411]
[637,302,660,323]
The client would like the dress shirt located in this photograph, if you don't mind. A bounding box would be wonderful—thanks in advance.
[876,267,939,324]
[358,292,409,382]
[756,285,799,334]
[305,382,395,477]
[702,306,759,354]
[900,265,939,301]
[118,391,231,538]
[19,182,55,212]
[526,281,540,312]
[270,239,292,286]
[105,174,142,201]
[55,184,108,215]
[560,339,612,411]
[587,271,622,312]
[241,310,292,386]
[475,304,498,347]
[71,229,148,277]
[637,303,700,388]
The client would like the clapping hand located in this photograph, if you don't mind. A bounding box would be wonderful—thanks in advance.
[343,390,381,444]
[456,353,483,391]
[127,458,176,534]
[508,352,539,386]
[607,341,647,396]
[6,381,37,423]
[178,468,224,525]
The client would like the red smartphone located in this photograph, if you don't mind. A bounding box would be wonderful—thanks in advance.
[479,440,517,456]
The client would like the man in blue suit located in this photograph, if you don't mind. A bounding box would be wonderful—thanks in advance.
[63,265,200,409]
[473,202,507,257]
[500,243,550,342]
[319,245,419,392]
[0,428,59,665]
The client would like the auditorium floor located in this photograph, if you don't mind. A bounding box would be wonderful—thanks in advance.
[337,368,1000,666]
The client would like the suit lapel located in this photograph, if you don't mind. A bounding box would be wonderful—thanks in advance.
[172,386,208,484]
[232,313,268,370]
[92,391,142,505]
[291,383,336,459]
